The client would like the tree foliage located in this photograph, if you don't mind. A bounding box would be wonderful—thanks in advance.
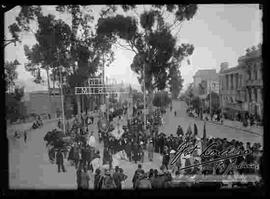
[132,90,144,104]
[6,86,25,122]
[168,63,184,99]
[6,6,42,47]
[4,60,20,92]
[96,5,197,112]
[152,91,171,108]
[96,5,197,91]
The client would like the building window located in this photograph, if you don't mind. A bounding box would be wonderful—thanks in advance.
[254,67,257,80]
[254,88,258,103]
[230,75,233,90]
[240,75,242,87]
[236,73,239,89]
[248,69,251,81]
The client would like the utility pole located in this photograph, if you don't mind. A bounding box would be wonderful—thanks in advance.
[143,63,147,131]
[58,58,66,135]
[209,81,212,119]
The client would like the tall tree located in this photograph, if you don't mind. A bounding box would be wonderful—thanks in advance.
[6,86,25,123]
[21,6,114,115]
[96,5,197,113]
[4,60,20,92]
[184,83,194,106]
[152,91,171,108]
[55,5,115,114]
[6,6,42,47]
[168,63,184,99]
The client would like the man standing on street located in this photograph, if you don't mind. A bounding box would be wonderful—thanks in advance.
[132,164,144,189]
[24,130,27,143]
[56,150,66,173]
[147,139,154,161]
[112,166,122,189]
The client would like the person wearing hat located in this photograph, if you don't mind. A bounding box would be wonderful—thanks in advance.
[135,171,152,189]
[132,164,144,188]
[162,150,170,170]
[176,125,184,137]
[56,149,66,173]
[147,139,154,162]
[79,165,90,189]
[102,169,116,189]
[112,166,122,189]
[94,168,103,190]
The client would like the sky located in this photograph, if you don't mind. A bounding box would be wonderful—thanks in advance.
[4,4,262,93]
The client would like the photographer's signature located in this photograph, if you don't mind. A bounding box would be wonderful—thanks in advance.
[169,141,258,175]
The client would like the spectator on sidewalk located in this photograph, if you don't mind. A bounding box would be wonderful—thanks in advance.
[56,150,66,173]
[112,166,122,189]
[76,165,82,190]
[119,168,128,189]
[24,130,27,143]
[80,166,90,189]
[132,164,144,188]
[135,172,152,189]
[147,139,154,161]
[102,169,117,189]
[73,143,80,169]
[94,168,103,190]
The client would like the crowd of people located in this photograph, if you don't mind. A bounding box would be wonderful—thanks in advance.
[42,102,262,189]
[186,106,262,128]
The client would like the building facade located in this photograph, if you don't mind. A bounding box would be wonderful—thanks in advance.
[239,47,263,118]
[219,62,246,118]
[193,69,219,98]
[219,46,262,119]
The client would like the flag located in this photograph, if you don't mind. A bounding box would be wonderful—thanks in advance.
[203,122,206,140]
[193,123,198,137]
[202,122,207,150]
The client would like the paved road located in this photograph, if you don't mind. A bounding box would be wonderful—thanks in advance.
[160,100,263,145]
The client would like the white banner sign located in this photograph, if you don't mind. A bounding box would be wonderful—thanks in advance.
[75,87,129,95]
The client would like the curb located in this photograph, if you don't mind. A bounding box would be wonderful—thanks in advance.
[190,116,263,136]
[204,119,263,137]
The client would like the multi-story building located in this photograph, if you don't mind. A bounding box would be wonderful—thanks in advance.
[193,69,219,98]
[239,47,263,118]
[219,62,246,119]
[219,45,262,119]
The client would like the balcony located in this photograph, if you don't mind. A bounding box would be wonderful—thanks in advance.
[246,79,263,87]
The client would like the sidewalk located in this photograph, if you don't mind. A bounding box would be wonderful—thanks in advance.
[7,118,59,137]
[205,118,263,136]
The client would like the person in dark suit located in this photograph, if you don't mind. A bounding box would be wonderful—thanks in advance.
[56,150,66,173]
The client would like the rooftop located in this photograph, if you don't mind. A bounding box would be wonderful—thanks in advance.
[193,69,218,81]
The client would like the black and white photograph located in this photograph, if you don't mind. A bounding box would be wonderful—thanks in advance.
[4,4,264,192]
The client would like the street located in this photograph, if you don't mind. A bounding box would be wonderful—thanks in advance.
[8,100,263,189]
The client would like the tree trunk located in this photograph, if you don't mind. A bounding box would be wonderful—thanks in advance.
[76,95,81,115]
[148,89,154,114]
[46,67,52,115]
